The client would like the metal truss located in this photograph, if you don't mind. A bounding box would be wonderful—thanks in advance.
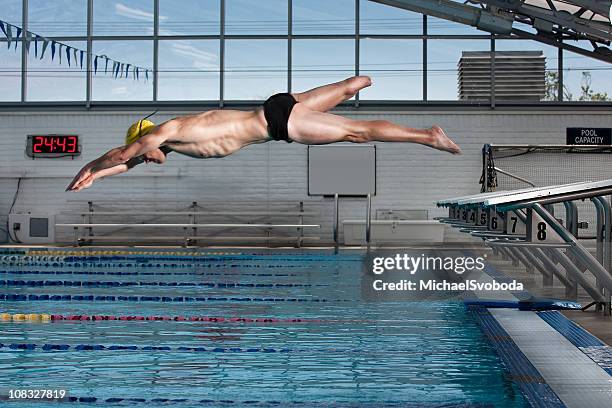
[372,0,612,63]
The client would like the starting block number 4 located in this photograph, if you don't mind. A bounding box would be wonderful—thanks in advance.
[526,209,564,243]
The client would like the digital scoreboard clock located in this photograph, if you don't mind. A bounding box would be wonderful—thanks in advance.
[26,135,81,158]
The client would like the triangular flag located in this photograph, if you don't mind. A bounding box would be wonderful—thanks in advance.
[79,50,84,68]
[0,21,6,38]
[40,39,49,59]
[73,48,78,67]
[119,63,124,77]
[145,70,149,81]
[94,56,98,74]
[6,24,12,49]
[58,43,63,64]
[14,28,21,49]
[34,35,39,57]
[51,41,56,60]
[66,46,71,66]
[135,67,139,80]
[114,61,119,77]
[125,64,130,78]
[104,56,109,74]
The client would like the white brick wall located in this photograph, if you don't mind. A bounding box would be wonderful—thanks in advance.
[0,109,610,244]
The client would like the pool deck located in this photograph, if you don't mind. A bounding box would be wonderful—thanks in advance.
[471,251,612,408]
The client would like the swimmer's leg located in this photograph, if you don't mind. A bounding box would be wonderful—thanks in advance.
[287,104,461,154]
[291,76,372,112]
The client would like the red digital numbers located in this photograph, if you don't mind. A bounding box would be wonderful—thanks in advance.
[30,135,79,155]
[32,136,44,153]
[67,136,77,153]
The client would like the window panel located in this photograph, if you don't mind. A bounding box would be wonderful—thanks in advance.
[225,0,288,35]
[225,40,287,100]
[159,0,220,36]
[27,41,86,101]
[0,43,21,101]
[158,40,220,100]
[292,39,354,94]
[93,0,154,36]
[293,0,354,35]
[359,0,422,35]
[427,15,486,35]
[563,49,612,102]
[360,39,422,100]
[427,39,489,100]
[92,41,153,101]
[0,0,22,26]
[28,0,87,37]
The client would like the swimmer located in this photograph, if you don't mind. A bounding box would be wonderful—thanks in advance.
[67,76,460,192]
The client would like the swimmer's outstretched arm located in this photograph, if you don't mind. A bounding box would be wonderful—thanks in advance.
[66,128,169,191]
[66,157,145,191]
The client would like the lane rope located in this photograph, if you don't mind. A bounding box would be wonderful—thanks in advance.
[0,313,323,323]
[0,280,325,288]
[0,293,339,303]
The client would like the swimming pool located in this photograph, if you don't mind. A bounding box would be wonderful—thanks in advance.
[0,250,528,407]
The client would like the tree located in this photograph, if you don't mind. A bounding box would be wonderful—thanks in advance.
[544,71,609,101]
[578,71,609,101]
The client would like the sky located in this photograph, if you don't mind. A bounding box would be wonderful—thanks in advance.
[0,0,610,102]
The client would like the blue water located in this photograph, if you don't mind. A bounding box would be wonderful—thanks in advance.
[0,251,528,407]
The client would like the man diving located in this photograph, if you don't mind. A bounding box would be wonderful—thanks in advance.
[67,76,461,192]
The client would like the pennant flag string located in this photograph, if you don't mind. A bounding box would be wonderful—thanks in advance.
[0,19,150,82]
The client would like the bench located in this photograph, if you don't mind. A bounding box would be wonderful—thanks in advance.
[57,200,322,247]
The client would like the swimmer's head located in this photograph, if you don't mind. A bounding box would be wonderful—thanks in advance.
[125,119,156,145]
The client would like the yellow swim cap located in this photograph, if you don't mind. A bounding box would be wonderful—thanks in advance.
[125,119,156,145]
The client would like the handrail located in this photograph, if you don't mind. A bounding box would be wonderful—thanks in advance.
[57,223,320,228]
[61,211,320,216]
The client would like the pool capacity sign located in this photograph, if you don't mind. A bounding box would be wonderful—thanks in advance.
[26,135,81,158]
[566,128,612,145]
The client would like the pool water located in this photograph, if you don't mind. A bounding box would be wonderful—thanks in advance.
[0,252,528,407]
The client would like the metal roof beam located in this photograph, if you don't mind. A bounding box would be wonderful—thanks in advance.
[370,0,514,34]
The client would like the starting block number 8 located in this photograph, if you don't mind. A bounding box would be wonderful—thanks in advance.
[527,209,563,243]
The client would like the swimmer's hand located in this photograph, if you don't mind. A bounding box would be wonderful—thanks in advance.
[67,162,131,192]
[66,162,95,192]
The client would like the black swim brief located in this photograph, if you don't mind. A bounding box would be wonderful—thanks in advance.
[263,93,297,143]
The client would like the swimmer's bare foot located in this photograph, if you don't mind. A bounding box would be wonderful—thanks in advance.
[428,125,461,154]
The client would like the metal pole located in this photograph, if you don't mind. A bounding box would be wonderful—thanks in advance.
[153,0,159,102]
[354,0,360,108]
[595,196,612,315]
[366,194,372,248]
[86,0,93,106]
[287,0,292,93]
[21,0,28,102]
[490,36,495,109]
[219,0,225,107]
[333,194,339,246]
[422,14,427,101]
